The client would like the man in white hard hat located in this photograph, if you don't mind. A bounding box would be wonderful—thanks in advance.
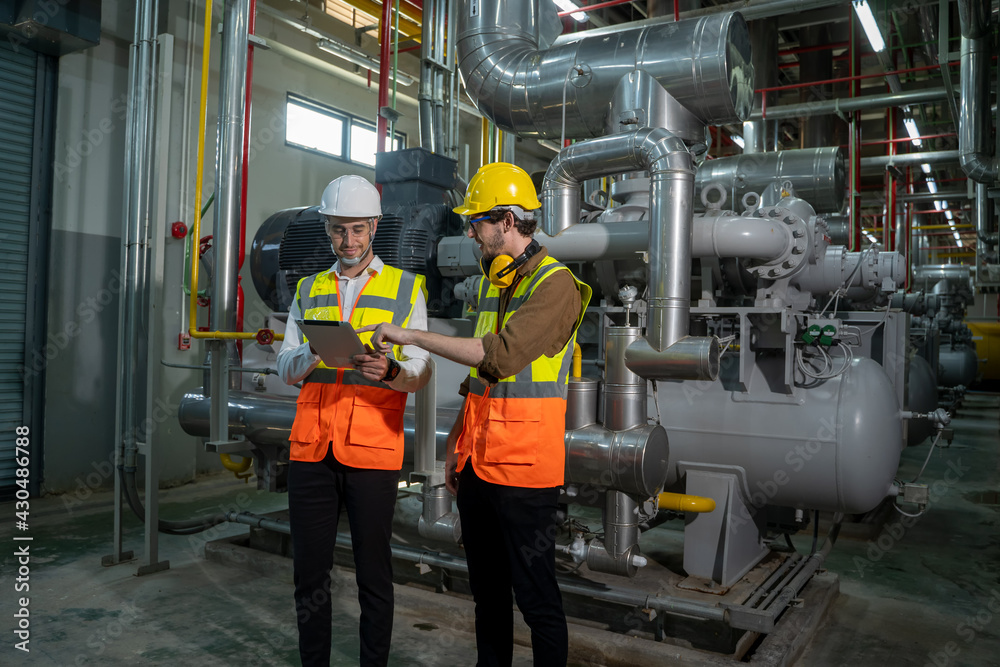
[276,174,431,667]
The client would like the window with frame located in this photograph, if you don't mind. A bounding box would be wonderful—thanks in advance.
[285,94,406,167]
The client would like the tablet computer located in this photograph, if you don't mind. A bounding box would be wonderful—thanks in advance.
[297,320,367,369]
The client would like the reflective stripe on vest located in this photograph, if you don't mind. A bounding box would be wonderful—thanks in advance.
[458,256,592,488]
[288,264,426,468]
[296,265,424,377]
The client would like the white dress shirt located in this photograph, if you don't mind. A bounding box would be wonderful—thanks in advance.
[276,256,431,392]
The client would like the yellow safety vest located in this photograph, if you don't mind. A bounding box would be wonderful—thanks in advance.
[457,256,592,487]
[288,264,426,468]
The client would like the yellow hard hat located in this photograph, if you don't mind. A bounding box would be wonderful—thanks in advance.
[453,162,542,216]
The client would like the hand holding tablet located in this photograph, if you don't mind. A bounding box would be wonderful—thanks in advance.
[297,320,366,369]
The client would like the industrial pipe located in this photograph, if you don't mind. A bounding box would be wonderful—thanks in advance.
[750,88,949,121]
[456,3,753,139]
[221,514,730,622]
[541,128,697,353]
[860,150,960,171]
[958,0,998,183]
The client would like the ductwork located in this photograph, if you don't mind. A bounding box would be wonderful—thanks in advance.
[455,2,753,139]
[958,0,998,184]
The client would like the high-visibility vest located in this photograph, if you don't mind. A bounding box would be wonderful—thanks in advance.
[456,256,592,488]
[288,264,426,468]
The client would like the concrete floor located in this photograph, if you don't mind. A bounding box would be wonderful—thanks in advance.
[0,392,997,666]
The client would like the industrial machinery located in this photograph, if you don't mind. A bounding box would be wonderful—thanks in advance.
[175,0,962,660]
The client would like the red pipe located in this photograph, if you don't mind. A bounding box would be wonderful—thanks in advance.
[236,0,257,358]
[861,132,956,146]
[674,0,679,22]
[778,41,849,57]
[556,0,636,16]
[757,63,941,94]
[375,0,394,156]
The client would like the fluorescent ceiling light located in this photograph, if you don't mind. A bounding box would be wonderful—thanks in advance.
[853,0,886,53]
[926,177,938,194]
[554,0,589,22]
[317,39,415,86]
[921,163,932,174]
[731,134,745,149]
[903,118,922,147]
[865,232,878,243]
[956,237,964,247]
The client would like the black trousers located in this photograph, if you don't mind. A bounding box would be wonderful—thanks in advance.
[288,449,399,667]
[456,464,568,667]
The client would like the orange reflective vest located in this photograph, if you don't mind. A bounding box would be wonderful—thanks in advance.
[456,256,591,488]
[288,264,426,469]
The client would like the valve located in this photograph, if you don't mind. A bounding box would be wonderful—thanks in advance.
[255,328,276,346]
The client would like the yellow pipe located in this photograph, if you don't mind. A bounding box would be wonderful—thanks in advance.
[937,251,976,258]
[343,0,421,37]
[572,343,582,378]
[219,454,253,482]
[912,224,975,231]
[188,0,215,341]
[186,5,282,344]
[658,492,716,513]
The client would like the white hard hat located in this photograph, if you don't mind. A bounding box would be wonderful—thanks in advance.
[318,175,381,218]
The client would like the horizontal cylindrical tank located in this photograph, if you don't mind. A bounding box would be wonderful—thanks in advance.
[565,423,669,498]
[694,148,846,214]
[655,358,902,514]
[938,345,980,387]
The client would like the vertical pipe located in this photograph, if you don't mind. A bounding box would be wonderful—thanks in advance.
[211,0,251,442]
[419,0,435,151]
[236,0,257,361]
[976,182,990,261]
[647,163,694,351]
[376,0,394,154]
[604,491,640,558]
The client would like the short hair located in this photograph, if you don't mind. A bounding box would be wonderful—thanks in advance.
[490,207,537,237]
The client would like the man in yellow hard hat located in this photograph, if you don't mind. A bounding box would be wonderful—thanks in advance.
[361,162,592,666]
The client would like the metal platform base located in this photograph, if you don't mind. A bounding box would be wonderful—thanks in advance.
[204,529,839,666]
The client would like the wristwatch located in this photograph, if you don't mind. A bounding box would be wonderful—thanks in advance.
[381,357,401,383]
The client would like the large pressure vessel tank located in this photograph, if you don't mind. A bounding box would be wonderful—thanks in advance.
[657,357,902,514]
[939,345,979,387]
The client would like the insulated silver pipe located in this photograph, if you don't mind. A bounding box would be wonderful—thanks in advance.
[419,0,436,151]
[860,150,960,171]
[541,128,694,350]
[457,3,752,138]
[976,182,992,259]
[212,0,250,336]
[749,88,949,121]
[681,0,844,21]
[957,0,998,183]
[210,0,251,442]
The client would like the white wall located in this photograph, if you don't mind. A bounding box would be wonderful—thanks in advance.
[43,0,475,492]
